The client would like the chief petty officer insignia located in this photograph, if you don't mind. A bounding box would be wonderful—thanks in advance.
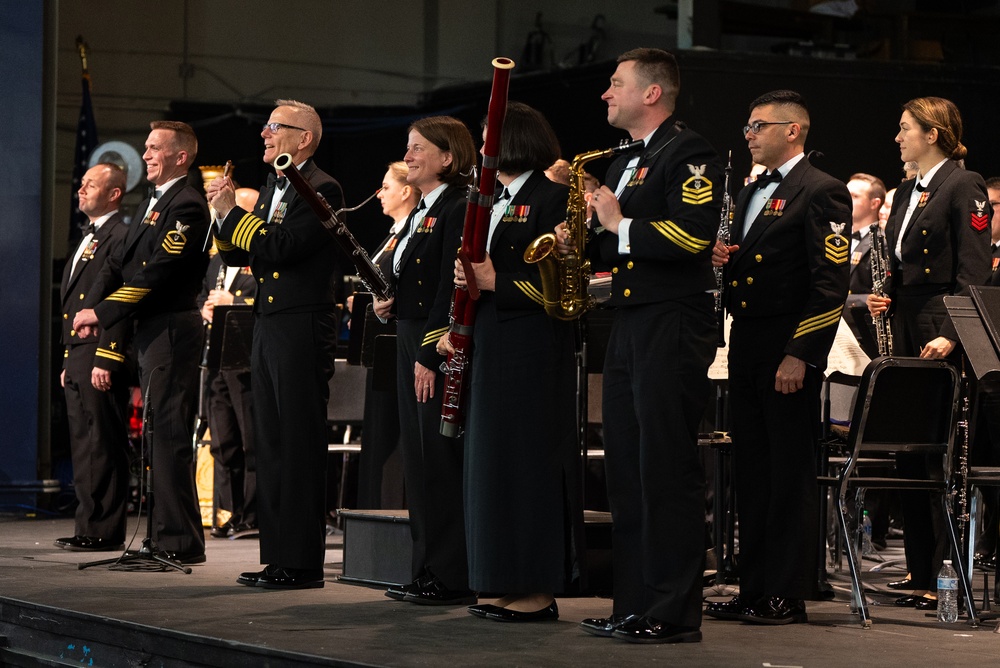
[681,164,712,205]
[825,221,849,264]
[417,217,437,233]
[627,166,649,188]
[972,199,989,232]
[162,221,189,255]
[502,204,530,223]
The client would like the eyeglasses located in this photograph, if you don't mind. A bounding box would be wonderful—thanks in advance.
[743,121,793,135]
[263,122,306,133]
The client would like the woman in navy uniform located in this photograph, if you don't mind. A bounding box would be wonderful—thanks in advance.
[868,96,991,609]
[374,117,478,605]
[444,102,576,622]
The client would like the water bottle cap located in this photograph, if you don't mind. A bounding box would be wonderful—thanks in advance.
[943,559,952,565]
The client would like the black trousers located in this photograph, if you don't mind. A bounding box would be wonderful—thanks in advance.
[395,318,469,590]
[134,310,205,555]
[356,367,402,509]
[729,314,822,602]
[252,310,337,571]
[63,342,131,541]
[207,368,256,527]
[602,296,716,627]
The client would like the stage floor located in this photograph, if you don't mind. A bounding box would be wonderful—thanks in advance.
[1,514,999,666]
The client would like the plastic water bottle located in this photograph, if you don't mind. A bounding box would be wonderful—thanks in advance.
[861,510,874,557]
[937,560,959,623]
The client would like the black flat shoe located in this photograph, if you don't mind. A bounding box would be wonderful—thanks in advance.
[160,550,206,565]
[887,578,913,590]
[403,579,477,606]
[740,597,807,625]
[53,536,124,552]
[914,597,938,611]
[467,604,502,618]
[482,601,558,623]
[705,595,753,621]
[894,595,924,607]
[611,616,702,644]
[237,564,278,587]
[579,614,637,637]
[257,567,324,590]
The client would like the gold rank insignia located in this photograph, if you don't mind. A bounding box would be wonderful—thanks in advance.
[162,221,189,255]
[627,166,649,188]
[270,202,287,225]
[972,199,989,232]
[502,205,530,223]
[763,199,786,216]
[825,221,848,264]
[681,164,712,205]
[143,210,160,226]
[417,217,437,233]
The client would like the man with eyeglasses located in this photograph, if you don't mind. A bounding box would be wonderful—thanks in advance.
[560,47,723,644]
[709,90,850,625]
[207,99,344,590]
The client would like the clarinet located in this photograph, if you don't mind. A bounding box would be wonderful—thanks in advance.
[439,57,515,438]
[869,222,894,356]
[714,151,733,347]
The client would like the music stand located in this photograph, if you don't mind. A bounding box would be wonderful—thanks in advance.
[206,305,254,372]
[79,371,191,573]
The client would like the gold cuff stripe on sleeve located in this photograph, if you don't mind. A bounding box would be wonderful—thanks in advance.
[514,280,545,305]
[106,286,151,303]
[233,212,266,251]
[95,348,126,363]
[650,221,711,253]
[216,238,236,251]
[422,326,449,346]
[793,307,842,339]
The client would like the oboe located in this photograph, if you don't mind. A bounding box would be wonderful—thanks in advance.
[714,151,733,347]
[868,222,894,356]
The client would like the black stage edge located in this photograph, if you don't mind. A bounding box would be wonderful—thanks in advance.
[0,597,367,668]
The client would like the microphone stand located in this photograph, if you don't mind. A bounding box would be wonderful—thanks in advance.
[79,370,191,573]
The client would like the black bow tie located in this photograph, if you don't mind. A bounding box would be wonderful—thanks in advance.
[851,231,862,241]
[754,170,782,189]
[915,181,927,192]
[268,173,288,190]
[498,188,511,201]
[81,223,95,236]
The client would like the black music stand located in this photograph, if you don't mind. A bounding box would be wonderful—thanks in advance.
[206,305,254,372]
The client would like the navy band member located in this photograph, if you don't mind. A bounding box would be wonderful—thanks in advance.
[56,163,133,553]
[561,48,723,644]
[709,90,851,625]
[74,122,211,564]
[208,100,344,590]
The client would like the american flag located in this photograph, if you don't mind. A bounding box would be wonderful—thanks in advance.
[69,69,97,243]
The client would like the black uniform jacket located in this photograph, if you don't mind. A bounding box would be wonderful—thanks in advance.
[591,117,723,306]
[216,160,344,315]
[884,160,991,298]
[725,154,852,369]
[489,171,569,320]
[92,180,210,329]
[61,211,131,372]
[390,185,466,369]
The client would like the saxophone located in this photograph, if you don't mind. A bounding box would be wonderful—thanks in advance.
[868,222,894,356]
[524,139,643,320]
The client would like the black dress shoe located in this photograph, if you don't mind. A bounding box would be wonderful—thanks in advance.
[54,536,124,552]
[482,601,558,623]
[914,597,938,611]
[237,564,278,587]
[740,597,807,625]
[159,550,206,565]
[386,576,428,601]
[611,616,702,644]
[403,579,477,606]
[210,521,233,539]
[894,594,925,607]
[887,578,913,590]
[229,523,259,539]
[705,595,753,621]
[468,604,503,618]
[257,567,324,590]
[579,614,637,637]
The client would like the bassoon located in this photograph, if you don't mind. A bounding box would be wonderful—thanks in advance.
[273,153,392,301]
[439,57,515,438]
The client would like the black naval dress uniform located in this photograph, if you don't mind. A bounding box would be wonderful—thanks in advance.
[216,163,344,575]
[591,118,722,629]
[882,160,991,594]
[60,212,132,545]
[464,171,578,593]
[389,185,472,598]
[197,253,258,534]
[90,180,210,559]
[724,153,851,612]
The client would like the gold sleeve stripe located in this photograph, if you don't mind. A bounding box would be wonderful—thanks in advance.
[106,286,151,303]
[422,326,449,346]
[233,212,267,251]
[514,280,545,305]
[216,238,236,251]
[793,306,842,339]
[650,221,712,254]
[96,348,126,363]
